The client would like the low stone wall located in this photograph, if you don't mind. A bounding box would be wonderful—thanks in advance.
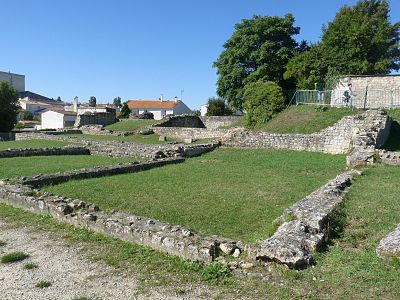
[79,125,133,136]
[377,150,400,165]
[225,110,391,155]
[256,170,359,269]
[0,146,90,158]
[14,132,219,159]
[155,115,206,128]
[200,116,242,129]
[377,224,400,259]
[75,111,116,127]
[152,127,227,140]
[19,158,185,187]
[0,183,248,264]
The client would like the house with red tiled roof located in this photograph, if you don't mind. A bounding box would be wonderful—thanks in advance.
[127,96,192,120]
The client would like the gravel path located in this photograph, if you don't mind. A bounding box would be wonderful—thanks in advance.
[0,220,188,300]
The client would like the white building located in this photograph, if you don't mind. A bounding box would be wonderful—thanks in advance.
[128,97,192,120]
[39,109,77,130]
[200,104,208,116]
[0,71,25,92]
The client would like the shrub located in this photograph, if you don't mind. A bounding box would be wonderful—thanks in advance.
[0,82,20,131]
[23,262,38,269]
[244,81,285,128]
[15,122,24,129]
[36,280,51,288]
[205,97,232,116]
[201,262,231,283]
[119,103,131,119]
[23,110,34,120]
[1,251,29,263]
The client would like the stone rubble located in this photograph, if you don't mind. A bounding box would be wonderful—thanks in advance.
[377,224,400,259]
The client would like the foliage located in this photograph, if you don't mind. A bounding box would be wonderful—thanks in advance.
[205,97,232,116]
[35,280,51,288]
[23,262,38,269]
[32,115,40,122]
[214,14,301,109]
[113,96,122,108]
[201,262,231,283]
[192,109,201,116]
[23,110,34,120]
[1,251,29,263]
[243,81,285,128]
[285,0,400,89]
[0,82,20,131]
[119,102,131,118]
[15,122,24,129]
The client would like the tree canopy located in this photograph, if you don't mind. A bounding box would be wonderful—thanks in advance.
[285,0,400,89]
[214,14,300,109]
[113,96,122,108]
[119,102,131,118]
[0,82,20,132]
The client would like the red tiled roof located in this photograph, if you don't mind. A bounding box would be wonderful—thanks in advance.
[127,100,180,109]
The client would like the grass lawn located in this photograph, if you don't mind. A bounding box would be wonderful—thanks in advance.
[105,119,160,132]
[0,155,142,179]
[276,164,400,299]
[0,139,77,150]
[383,109,400,151]
[43,148,345,242]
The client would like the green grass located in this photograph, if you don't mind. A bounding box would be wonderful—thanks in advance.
[0,155,142,179]
[105,119,160,132]
[0,139,77,150]
[254,105,360,133]
[276,164,400,299]
[44,148,345,242]
[1,251,29,263]
[35,280,51,288]
[23,262,38,269]
[383,109,400,151]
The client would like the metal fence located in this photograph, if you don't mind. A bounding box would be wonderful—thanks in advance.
[293,88,400,109]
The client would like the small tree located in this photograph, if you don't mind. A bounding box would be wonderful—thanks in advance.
[113,96,122,108]
[119,102,131,118]
[244,81,285,128]
[0,82,20,131]
[23,110,34,120]
[205,97,232,116]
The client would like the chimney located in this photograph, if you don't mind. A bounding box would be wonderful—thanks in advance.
[174,96,178,103]
[160,94,164,102]
[73,96,78,112]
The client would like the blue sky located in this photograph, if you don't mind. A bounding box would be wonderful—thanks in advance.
[1,0,399,109]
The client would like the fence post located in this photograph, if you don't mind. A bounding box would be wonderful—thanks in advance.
[363,87,368,109]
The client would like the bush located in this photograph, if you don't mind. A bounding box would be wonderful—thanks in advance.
[205,97,232,116]
[15,122,24,129]
[1,251,29,263]
[119,103,131,119]
[201,262,231,283]
[244,81,285,128]
[0,82,20,131]
[23,110,34,120]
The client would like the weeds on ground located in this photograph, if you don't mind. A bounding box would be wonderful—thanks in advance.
[35,280,51,288]
[23,262,38,269]
[1,251,29,263]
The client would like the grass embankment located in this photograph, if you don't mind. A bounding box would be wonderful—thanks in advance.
[258,105,360,133]
[220,106,360,133]
[0,155,142,179]
[1,165,399,298]
[383,109,400,151]
[44,148,345,242]
[0,139,77,150]
[105,119,160,132]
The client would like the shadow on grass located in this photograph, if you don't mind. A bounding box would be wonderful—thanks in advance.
[383,121,400,151]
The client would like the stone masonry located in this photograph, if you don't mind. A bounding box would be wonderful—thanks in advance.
[0,146,89,158]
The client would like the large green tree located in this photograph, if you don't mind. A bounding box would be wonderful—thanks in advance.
[205,97,232,116]
[214,14,300,109]
[0,82,20,132]
[285,0,400,89]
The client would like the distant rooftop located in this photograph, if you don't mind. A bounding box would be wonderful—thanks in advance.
[128,100,181,109]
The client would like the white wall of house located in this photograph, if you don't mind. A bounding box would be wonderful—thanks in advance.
[41,111,77,129]
[200,104,208,116]
[138,108,174,120]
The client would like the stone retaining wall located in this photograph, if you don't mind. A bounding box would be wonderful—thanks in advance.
[377,224,400,259]
[155,115,206,128]
[19,158,185,187]
[0,183,246,263]
[200,116,242,129]
[225,110,391,155]
[0,146,90,158]
[152,127,227,140]
[256,170,359,269]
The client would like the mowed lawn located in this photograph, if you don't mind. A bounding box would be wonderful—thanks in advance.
[44,148,345,242]
[0,139,77,150]
[278,165,400,299]
[0,155,142,179]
